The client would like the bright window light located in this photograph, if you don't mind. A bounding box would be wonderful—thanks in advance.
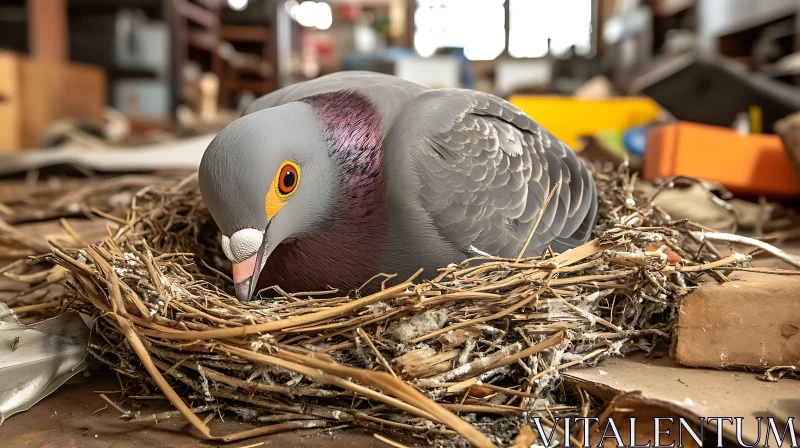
[413,0,506,61]
[508,0,592,58]
[414,31,438,58]
[295,2,317,27]
[293,1,333,30]
[463,1,505,61]
[315,2,333,30]
[285,0,299,18]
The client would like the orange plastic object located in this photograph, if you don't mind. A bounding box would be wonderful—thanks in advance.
[643,121,800,196]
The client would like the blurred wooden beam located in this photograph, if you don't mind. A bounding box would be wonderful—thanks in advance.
[27,0,68,62]
[403,0,415,49]
[593,0,605,55]
[649,0,695,18]
[388,0,407,47]
[220,25,271,43]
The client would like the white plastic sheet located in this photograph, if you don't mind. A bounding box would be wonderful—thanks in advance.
[0,303,91,424]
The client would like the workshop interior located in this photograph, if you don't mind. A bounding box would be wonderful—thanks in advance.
[1,1,799,447]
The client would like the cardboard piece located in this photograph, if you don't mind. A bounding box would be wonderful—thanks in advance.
[565,354,800,446]
[0,135,213,177]
[674,272,800,369]
[0,51,106,152]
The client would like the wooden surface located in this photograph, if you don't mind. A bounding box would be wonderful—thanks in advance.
[674,271,800,369]
[2,369,388,448]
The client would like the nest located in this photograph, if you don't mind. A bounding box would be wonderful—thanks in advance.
[32,165,779,447]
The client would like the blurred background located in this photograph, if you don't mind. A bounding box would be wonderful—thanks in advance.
[3,0,800,199]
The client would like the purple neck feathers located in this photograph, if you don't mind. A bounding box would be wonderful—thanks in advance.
[301,90,384,192]
[258,91,387,293]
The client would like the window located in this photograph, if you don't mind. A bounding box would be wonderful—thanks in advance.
[508,0,593,58]
[413,0,593,61]
[414,0,506,61]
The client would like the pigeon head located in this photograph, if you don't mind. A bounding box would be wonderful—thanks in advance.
[199,92,384,301]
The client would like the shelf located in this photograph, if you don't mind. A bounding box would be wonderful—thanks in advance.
[220,25,271,43]
[650,0,695,18]
[188,30,218,52]
[223,78,275,94]
[67,0,163,11]
[106,67,161,80]
[176,0,219,29]
[699,0,798,40]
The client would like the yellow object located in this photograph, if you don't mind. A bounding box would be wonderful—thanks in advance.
[749,105,762,134]
[508,96,662,150]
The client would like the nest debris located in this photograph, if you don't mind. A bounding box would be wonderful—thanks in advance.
[6,164,795,447]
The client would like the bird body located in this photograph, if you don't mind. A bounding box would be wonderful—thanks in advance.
[199,72,598,300]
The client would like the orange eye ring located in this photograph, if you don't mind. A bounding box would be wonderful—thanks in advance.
[275,161,300,198]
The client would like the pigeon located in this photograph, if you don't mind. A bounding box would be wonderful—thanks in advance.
[198,72,598,302]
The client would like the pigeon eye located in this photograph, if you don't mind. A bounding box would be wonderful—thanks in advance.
[276,161,300,198]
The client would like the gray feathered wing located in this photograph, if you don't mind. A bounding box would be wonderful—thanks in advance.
[401,89,598,258]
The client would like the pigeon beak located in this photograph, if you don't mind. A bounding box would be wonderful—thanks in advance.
[232,257,257,302]
[232,222,270,302]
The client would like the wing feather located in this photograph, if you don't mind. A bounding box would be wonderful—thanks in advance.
[405,90,598,257]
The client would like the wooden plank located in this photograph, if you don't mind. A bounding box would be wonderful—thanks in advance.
[220,25,270,43]
[673,271,800,368]
[27,0,69,62]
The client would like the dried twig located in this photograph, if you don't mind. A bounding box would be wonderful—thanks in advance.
[691,230,800,268]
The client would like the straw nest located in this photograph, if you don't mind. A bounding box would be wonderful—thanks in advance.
[25,165,783,447]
